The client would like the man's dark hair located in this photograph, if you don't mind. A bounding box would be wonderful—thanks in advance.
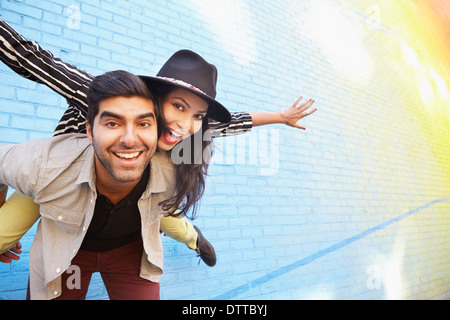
[87,70,161,136]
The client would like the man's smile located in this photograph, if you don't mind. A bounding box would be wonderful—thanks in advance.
[114,151,142,159]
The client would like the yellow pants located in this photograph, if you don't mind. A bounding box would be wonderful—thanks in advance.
[0,191,198,254]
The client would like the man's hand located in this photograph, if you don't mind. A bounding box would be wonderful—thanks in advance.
[0,242,22,263]
[281,97,317,130]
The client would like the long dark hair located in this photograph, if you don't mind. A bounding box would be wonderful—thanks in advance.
[153,85,214,220]
[163,119,213,220]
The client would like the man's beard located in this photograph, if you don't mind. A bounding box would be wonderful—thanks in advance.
[91,137,153,184]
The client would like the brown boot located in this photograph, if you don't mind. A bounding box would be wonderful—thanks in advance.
[193,226,216,267]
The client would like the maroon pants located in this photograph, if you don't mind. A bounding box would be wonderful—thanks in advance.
[27,238,159,300]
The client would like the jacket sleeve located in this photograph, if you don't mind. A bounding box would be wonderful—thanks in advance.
[0,142,42,197]
[207,111,253,137]
[0,18,92,116]
[0,142,45,254]
[0,141,42,256]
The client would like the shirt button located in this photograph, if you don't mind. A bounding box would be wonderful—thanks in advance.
[56,268,61,273]
[53,291,59,296]
[57,216,63,221]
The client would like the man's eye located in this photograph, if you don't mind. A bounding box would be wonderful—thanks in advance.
[105,122,118,128]
[139,122,152,128]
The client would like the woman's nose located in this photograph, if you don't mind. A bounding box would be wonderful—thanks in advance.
[176,116,195,136]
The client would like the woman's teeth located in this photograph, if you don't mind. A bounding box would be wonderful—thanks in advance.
[170,131,182,139]
[165,130,182,143]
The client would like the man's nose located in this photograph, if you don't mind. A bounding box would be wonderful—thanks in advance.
[120,125,139,147]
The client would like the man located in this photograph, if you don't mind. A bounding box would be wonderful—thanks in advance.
[0,70,176,299]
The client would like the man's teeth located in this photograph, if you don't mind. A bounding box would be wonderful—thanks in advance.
[115,152,140,159]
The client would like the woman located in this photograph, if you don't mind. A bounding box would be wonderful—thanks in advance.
[0,19,316,266]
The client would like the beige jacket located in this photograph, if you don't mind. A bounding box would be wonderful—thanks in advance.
[0,133,175,299]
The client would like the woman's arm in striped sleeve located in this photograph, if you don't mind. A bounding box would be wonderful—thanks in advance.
[207,111,253,137]
[208,97,317,137]
[0,18,92,113]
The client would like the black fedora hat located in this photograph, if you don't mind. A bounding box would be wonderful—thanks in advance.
[139,50,231,123]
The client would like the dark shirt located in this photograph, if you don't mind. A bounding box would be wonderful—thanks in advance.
[81,166,150,251]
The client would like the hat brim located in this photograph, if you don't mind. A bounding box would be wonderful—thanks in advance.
[139,75,231,123]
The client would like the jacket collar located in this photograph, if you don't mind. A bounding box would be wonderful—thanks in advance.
[142,151,168,197]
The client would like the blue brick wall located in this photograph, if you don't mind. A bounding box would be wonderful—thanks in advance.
[1,0,449,300]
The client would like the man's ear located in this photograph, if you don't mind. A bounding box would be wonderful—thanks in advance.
[86,121,93,144]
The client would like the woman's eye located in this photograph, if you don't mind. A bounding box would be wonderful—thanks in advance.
[174,103,183,111]
[194,114,205,120]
